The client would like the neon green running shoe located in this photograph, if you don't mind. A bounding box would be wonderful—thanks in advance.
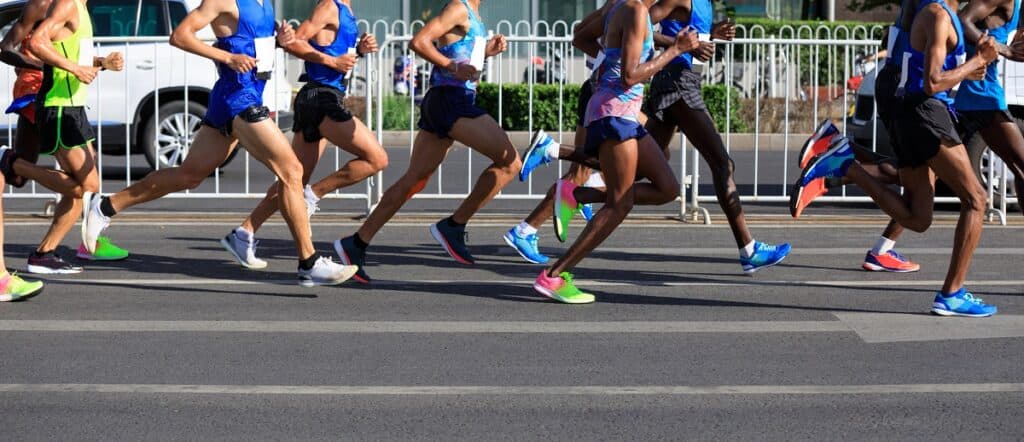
[0,272,43,302]
[533,270,595,304]
[553,179,581,243]
[77,236,129,261]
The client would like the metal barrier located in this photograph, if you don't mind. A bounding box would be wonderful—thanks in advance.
[2,21,1015,224]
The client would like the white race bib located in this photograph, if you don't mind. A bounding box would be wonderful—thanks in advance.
[78,38,95,67]
[886,25,900,55]
[345,47,358,80]
[691,33,711,74]
[469,36,487,71]
[254,36,276,74]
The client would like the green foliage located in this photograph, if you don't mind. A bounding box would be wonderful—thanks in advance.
[380,95,419,131]
[845,0,901,13]
[701,84,747,133]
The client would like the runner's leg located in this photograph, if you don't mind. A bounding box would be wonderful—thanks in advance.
[447,115,522,224]
[978,113,1024,216]
[34,145,98,254]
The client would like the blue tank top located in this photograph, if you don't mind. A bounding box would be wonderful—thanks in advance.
[955,0,1020,111]
[305,0,359,93]
[213,0,275,91]
[584,0,655,125]
[430,0,487,91]
[885,5,910,68]
[898,0,966,104]
[659,0,712,69]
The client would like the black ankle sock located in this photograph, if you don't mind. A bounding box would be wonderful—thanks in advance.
[298,254,318,271]
[445,216,465,228]
[99,197,117,217]
[824,177,843,189]
[30,250,53,258]
[352,233,369,250]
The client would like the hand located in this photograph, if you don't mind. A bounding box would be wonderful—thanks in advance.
[1006,31,1024,62]
[673,26,700,54]
[977,32,998,63]
[357,33,378,56]
[332,53,358,73]
[695,41,715,62]
[72,65,100,84]
[276,21,295,47]
[448,62,478,81]
[100,52,124,71]
[486,34,507,57]
[968,62,988,81]
[712,20,736,41]
[225,53,258,73]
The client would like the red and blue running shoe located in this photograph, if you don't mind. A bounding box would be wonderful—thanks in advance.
[862,250,920,273]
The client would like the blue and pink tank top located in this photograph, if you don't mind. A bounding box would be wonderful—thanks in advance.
[584,0,655,126]
[430,0,486,91]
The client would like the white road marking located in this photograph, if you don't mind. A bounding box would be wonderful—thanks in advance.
[0,383,1020,395]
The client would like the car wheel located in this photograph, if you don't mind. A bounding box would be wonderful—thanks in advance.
[140,100,239,170]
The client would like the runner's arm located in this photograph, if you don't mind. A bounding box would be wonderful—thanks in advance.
[169,0,252,71]
[959,0,1024,61]
[620,3,693,87]
[648,1,676,48]
[26,0,90,76]
[572,12,605,57]
[282,0,353,73]
[0,0,48,70]
[921,6,993,94]
[410,0,469,73]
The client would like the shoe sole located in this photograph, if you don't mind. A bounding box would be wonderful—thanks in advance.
[26,264,83,275]
[520,130,548,182]
[219,237,268,270]
[502,233,548,265]
[1,286,43,302]
[742,254,788,274]
[930,307,994,318]
[75,251,129,261]
[798,121,837,169]
[298,265,359,287]
[430,224,474,265]
[532,282,595,304]
[81,191,95,254]
[334,240,370,284]
[862,262,920,273]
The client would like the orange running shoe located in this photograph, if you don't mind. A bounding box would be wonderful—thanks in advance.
[799,119,841,169]
[790,177,828,218]
[862,250,921,272]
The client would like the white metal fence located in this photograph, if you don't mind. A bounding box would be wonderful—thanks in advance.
[2,21,1017,223]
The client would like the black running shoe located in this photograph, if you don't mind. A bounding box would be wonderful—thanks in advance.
[430,219,475,264]
[0,146,25,188]
[27,252,84,275]
[335,236,371,284]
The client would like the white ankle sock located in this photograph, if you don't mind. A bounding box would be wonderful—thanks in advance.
[234,226,253,241]
[740,240,756,258]
[871,236,896,255]
[515,221,538,237]
[544,142,560,160]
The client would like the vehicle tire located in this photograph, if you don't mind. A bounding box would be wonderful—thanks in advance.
[139,100,239,170]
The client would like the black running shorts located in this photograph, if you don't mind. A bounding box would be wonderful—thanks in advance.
[292,82,355,143]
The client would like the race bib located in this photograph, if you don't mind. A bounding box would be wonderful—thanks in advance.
[691,33,711,74]
[470,36,487,71]
[254,36,276,74]
[886,25,899,55]
[78,38,95,67]
[345,47,358,80]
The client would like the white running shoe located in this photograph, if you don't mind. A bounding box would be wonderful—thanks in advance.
[304,185,320,220]
[297,256,358,287]
[220,230,269,269]
[81,192,111,254]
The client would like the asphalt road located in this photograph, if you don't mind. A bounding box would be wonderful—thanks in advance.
[1,220,1022,440]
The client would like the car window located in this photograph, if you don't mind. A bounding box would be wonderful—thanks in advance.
[136,0,167,36]
[168,1,187,29]
[89,0,139,37]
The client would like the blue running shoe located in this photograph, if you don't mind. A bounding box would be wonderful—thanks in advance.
[430,219,475,264]
[335,236,371,284]
[580,203,594,222]
[799,137,854,186]
[519,129,555,182]
[740,241,792,273]
[931,288,997,317]
[503,228,549,264]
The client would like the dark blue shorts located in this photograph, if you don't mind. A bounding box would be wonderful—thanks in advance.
[583,117,648,158]
[203,79,268,135]
[417,86,486,138]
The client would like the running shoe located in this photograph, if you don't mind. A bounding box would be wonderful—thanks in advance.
[503,227,549,264]
[740,241,792,273]
[519,129,555,182]
[26,252,83,275]
[789,176,828,218]
[553,179,581,243]
[0,272,43,302]
[81,192,111,255]
[297,256,358,287]
[931,288,997,317]
[798,137,854,186]
[335,236,371,284]
[862,250,920,273]
[220,229,269,269]
[799,119,841,168]
[430,219,475,264]
[581,203,595,222]
[305,184,320,219]
[0,145,25,188]
[533,270,595,304]
[76,236,130,261]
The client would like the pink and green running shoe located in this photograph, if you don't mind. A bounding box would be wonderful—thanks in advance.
[533,270,595,304]
[553,180,581,243]
[77,236,129,261]
[0,272,43,302]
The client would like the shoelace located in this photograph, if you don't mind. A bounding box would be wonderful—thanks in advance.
[962,292,985,305]
[249,239,261,256]
[887,250,908,261]
[527,234,539,246]
[560,272,575,285]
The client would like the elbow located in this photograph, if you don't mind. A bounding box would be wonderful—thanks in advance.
[409,37,429,57]
[25,37,43,58]
[923,83,938,96]
[169,29,187,50]
[622,74,642,88]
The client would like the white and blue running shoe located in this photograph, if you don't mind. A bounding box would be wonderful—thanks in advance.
[503,228,549,264]
[931,288,997,317]
[740,241,792,273]
[519,129,555,182]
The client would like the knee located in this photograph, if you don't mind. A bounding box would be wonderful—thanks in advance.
[962,184,988,214]
[905,217,932,233]
[276,162,304,189]
[654,187,680,205]
[79,176,99,195]
[368,151,389,173]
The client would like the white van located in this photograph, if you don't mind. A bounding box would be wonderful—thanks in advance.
[0,0,293,169]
